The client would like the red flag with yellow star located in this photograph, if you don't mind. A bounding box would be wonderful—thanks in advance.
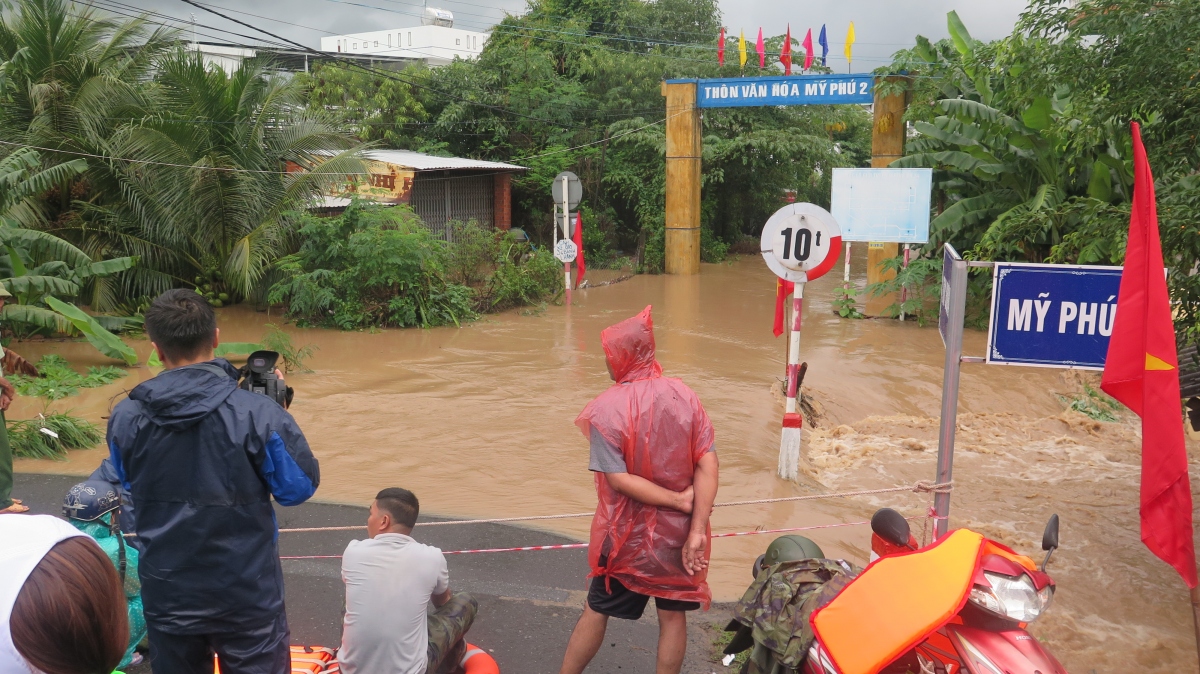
[1101,121,1197,588]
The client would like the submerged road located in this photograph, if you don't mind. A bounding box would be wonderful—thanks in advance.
[14,473,732,674]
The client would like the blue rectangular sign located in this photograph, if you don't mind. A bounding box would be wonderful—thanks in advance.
[986,263,1123,370]
[680,74,874,108]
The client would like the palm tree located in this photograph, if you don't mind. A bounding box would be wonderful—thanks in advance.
[77,51,366,301]
[0,0,175,304]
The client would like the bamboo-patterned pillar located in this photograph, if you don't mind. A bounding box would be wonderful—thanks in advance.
[662,81,702,275]
[864,76,910,316]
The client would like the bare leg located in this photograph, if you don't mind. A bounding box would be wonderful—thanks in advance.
[655,608,687,674]
[559,606,609,674]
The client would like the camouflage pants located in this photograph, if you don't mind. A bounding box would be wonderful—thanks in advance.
[426,592,478,674]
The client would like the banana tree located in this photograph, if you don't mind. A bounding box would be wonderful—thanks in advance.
[0,149,139,363]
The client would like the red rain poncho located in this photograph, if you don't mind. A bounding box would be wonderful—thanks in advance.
[575,306,715,606]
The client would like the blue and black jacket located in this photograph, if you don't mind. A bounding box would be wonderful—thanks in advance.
[107,359,319,634]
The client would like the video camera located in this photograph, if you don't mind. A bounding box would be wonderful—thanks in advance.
[237,350,293,408]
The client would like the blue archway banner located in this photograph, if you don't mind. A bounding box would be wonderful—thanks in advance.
[668,74,874,108]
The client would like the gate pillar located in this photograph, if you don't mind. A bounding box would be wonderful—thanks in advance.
[662,81,702,275]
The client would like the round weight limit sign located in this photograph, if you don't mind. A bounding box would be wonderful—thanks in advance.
[760,203,842,283]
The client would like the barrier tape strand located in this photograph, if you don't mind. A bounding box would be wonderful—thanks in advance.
[273,481,952,535]
[277,518,934,560]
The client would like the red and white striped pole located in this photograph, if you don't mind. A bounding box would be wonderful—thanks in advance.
[562,175,572,305]
[778,282,804,480]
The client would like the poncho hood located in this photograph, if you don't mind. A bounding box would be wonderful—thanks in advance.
[602,305,663,384]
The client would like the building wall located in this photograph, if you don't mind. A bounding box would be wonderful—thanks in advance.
[320,25,487,65]
[411,172,495,240]
[494,172,512,231]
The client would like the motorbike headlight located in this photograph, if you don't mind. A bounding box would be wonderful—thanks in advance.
[968,572,1052,622]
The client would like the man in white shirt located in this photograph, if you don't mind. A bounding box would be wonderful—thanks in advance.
[339,488,478,674]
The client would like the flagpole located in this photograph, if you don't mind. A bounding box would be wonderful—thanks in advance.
[1192,585,1200,669]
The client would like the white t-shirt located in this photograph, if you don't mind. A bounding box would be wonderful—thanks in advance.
[339,533,450,674]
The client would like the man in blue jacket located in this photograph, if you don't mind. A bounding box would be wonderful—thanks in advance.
[107,289,320,674]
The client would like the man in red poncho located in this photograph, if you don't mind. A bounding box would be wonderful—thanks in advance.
[559,306,719,674]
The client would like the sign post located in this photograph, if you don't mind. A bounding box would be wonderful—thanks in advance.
[934,244,968,538]
[760,203,842,480]
[552,171,582,304]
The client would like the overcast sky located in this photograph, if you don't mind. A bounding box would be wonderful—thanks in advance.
[129,0,1031,71]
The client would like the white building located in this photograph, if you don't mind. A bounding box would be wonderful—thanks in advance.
[320,9,488,66]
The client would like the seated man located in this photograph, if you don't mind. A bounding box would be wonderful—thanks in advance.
[339,488,478,674]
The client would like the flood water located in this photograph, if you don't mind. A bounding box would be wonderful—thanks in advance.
[12,253,1199,672]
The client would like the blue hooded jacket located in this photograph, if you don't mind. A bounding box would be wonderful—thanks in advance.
[107,359,319,634]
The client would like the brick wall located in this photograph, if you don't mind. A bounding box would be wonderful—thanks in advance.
[493,172,512,230]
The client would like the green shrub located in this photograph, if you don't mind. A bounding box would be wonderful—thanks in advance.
[270,203,559,329]
[262,324,318,374]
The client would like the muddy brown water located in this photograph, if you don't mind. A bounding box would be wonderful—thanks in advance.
[12,253,1199,672]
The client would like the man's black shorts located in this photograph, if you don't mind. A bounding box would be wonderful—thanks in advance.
[587,573,701,620]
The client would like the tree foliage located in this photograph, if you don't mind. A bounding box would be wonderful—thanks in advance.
[303,0,872,271]
[884,1,1200,342]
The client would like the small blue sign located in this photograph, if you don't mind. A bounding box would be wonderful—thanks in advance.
[986,263,1123,370]
[670,75,874,108]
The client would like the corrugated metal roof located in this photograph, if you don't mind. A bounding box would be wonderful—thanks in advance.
[364,150,525,172]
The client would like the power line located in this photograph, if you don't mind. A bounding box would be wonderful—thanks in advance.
[0,111,676,175]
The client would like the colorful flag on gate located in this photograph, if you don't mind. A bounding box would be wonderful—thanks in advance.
[802,28,814,70]
[572,211,586,288]
[1101,121,1198,589]
[717,27,725,66]
[845,22,856,69]
[780,25,792,75]
[738,30,747,69]
[756,28,765,69]
[819,24,829,65]
[773,278,796,337]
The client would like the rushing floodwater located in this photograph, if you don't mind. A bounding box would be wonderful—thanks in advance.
[12,253,1199,672]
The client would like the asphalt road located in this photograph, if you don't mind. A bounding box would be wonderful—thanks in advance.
[13,473,734,674]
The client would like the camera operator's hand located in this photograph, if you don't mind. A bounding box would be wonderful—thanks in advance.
[275,369,295,410]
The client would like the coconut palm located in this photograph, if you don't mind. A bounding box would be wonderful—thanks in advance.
[81,50,366,302]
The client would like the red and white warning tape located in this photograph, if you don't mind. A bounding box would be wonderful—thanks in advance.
[275,482,952,535]
[277,518,918,560]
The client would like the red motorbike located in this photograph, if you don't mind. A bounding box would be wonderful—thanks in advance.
[728,509,1068,674]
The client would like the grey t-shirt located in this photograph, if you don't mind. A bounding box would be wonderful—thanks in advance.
[588,427,715,473]
[339,533,449,674]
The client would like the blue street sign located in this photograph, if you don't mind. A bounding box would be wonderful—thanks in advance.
[986,263,1123,370]
[667,75,874,108]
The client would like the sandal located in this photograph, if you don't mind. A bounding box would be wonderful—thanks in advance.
[1,502,30,514]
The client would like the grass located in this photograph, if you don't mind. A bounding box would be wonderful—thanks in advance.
[8,354,127,400]
[710,626,748,670]
[1058,381,1122,422]
[8,412,103,459]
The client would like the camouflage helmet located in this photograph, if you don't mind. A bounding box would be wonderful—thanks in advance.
[763,535,824,566]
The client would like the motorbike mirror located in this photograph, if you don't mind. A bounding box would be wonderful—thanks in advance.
[870,508,910,548]
[1040,513,1060,572]
[1041,514,1060,551]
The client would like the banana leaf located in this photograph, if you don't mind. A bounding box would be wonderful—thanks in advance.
[0,304,72,333]
[44,297,138,365]
[214,342,264,358]
[4,275,80,299]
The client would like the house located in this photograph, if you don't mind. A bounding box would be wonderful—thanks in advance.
[319,9,489,66]
[314,150,525,238]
